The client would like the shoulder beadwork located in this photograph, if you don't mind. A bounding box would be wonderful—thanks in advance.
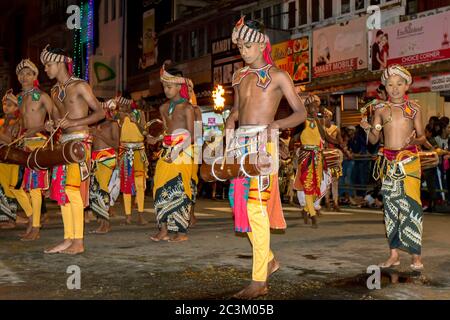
[232,66,249,87]
[231,64,273,89]
[372,100,388,111]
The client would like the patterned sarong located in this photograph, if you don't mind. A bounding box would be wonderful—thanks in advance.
[293,145,324,196]
[89,148,116,220]
[0,163,18,221]
[375,145,423,255]
[153,133,193,233]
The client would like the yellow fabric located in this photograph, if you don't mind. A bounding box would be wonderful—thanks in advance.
[132,150,147,178]
[135,177,145,212]
[300,120,321,146]
[24,135,46,151]
[61,189,84,239]
[23,137,47,227]
[381,151,422,205]
[325,124,338,139]
[153,145,194,200]
[246,202,272,282]
[305,195,317,216]
[299,122,323,215]
[30,189,42,228]
[0,163,15,198]
[8,164,33,217]
[120,116,144,142]
[95,163,113,192]
[124,193,132,216]
[123,174,145,215]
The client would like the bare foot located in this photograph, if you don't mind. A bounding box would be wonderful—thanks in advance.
[311,215,318,229]
[15,216,29,225]
[379,256,400,268]
[109,207,116,218]
[21,227,40,241]
[150,229,169,242]
[232,281,268,299]
[267,258,280,279]
[0,222,16,229]
[61,239,85,255]
[121,216,133,225]
[302,210,308,225]
[137,214,148,226]
[90,221,111,234]
[168,233,189,243]
[41,213,51,226]
[19,218,33,237]
[189,215,197,227]
[44,239,72,254]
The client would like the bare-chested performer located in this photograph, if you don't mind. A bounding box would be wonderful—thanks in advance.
[116,94,148,226]
[149,64,196,243]
[89,99,120,234]
[225,17,306,299]
[16,59,57,241]
[361,64,427,271]
[41,45,105,254]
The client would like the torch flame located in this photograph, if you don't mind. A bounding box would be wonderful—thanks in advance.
[213,85,225,113]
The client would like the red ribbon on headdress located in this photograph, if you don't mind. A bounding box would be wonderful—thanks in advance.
[263,40,274,66]
[180,84,189,100]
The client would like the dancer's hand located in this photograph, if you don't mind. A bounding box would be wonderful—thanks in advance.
[360,117,371,130]
[45,120,55,132]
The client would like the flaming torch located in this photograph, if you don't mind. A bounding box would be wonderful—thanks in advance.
[212,85,225,114]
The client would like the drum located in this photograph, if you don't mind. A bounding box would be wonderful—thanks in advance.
[419,151,439,170]
[145,119,165,139]
[323,148,343,169]
[0,144,31,165]
[27,140,86,170]
[200,152,273,182]
[323,148,343,177]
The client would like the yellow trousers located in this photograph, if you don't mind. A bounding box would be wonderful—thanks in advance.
[123,176,145,215]
[246,203,275,282]
[8,165,33,218]
[62,163,86,240]
[305,195,317,217]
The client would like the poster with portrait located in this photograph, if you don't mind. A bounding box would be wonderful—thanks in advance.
[142,9,157,68]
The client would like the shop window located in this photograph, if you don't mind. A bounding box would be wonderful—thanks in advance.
[370,0,381,5]
[199,28,205,56]
[263,7,271,27]
[406,0,418,15]
[341,0,350,14]
[288,1,296,29]
[324,0,333,19]
[273,4,282,29]
[299,0,308,25]
[312,1,320,23]
[355,0,365,11]
[254,9,261,21]
[191,30,198,58]
[175,34,183,62]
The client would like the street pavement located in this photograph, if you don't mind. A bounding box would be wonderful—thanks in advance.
[1,198,449,300]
